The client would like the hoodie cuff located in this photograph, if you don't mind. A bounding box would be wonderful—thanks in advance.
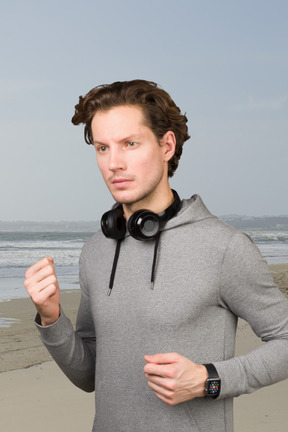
[34,306,74,346]
[212,358,247,399]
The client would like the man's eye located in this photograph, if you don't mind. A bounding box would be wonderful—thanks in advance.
[98,146,107,152]
[126,142,136,147]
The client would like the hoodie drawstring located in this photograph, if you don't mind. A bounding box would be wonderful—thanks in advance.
[107,239,122,296]
[150,232,161,290]
[107,233,161,296]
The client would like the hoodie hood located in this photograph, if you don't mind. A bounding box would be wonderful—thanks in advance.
[161,193,216,231]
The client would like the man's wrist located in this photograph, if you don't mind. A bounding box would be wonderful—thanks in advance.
[35,307,61,327]
[198,364,209,398]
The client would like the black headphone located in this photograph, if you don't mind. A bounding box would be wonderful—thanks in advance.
[101,190,181,241]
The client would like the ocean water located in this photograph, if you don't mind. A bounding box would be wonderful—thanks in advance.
[0,232,93,302]
[0,230,287,302]
[247,231,288,264]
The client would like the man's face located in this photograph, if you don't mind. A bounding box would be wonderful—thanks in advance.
[91,105,173,212]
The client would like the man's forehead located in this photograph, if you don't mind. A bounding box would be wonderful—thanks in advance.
[92,104,145,121]
[91,105,149,140]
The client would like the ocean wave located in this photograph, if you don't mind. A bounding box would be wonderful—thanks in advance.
[247,231,288,243]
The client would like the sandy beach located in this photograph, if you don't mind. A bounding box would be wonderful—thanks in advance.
[1,263,288,431]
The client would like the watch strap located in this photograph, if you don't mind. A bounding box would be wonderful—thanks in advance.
[203,363,219,378]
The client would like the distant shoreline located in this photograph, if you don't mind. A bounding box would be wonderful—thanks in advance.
[0,221,100,232]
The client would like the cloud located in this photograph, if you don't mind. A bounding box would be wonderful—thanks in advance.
[0,80,53,95]
[230,95,288,112]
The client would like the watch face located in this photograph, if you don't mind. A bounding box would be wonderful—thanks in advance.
[207,379,221,395]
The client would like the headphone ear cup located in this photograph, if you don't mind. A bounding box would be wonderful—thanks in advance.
[101,207,126,240]
[101,190,181,241]
[128,210,160,240]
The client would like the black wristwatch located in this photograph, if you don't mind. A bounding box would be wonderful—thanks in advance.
[203,363,221,397]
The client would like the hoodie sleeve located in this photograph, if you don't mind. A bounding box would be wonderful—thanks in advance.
[214,232,288,399]
[35,253,96,393]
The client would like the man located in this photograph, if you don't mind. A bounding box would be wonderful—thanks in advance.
[24,80,288,432]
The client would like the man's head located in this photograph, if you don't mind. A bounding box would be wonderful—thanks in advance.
[71,79,190,177]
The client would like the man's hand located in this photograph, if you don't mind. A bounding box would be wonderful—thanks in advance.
[24,257,60,326]
[144,353,208,406]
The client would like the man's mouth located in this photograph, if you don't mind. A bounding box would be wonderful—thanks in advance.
[111,178,133,188]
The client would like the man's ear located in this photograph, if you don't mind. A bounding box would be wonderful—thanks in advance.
[161,131,176,162]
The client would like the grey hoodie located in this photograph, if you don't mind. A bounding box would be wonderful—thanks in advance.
[36,195,288,432]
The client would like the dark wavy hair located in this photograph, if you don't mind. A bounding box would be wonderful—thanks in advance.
[71,80,190,177]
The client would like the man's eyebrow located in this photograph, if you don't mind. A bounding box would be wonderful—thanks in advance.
[93,140,107,146]
[93,134,143,145]
[121,134,143,142]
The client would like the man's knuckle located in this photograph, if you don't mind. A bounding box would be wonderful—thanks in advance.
[166,380,177,392]
[166,398,176,406]
[26,287,32,297]
[50,274,57,284]
[166,366,176,378]
[48,283,57,294]
[45,265,53,275]
[32,293,40,304]
[163,388,174,398]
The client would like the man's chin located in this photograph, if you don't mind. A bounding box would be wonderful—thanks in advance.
[109,190,135,205]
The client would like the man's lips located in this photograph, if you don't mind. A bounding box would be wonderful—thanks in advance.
[111,178,133,187]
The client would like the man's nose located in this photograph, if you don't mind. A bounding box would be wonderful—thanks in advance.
[108,148,126,171]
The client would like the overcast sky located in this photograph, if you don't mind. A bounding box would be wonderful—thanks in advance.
[0,0,287,221]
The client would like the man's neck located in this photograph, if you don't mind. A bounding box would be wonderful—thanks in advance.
[123,186,174,221]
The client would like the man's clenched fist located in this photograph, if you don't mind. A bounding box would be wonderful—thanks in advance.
[24,257,60,326]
